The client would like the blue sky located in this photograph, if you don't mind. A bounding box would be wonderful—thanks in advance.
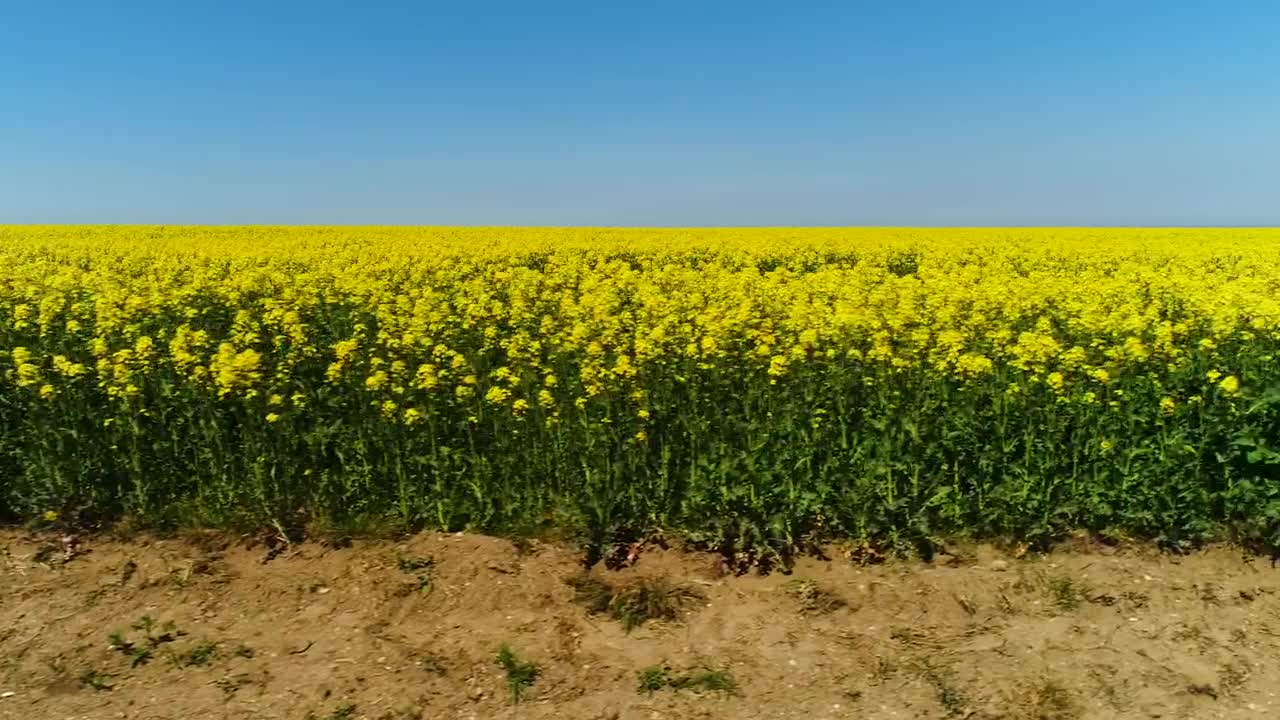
[1,1,1277,225]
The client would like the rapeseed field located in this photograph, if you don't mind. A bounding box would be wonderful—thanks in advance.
[3,226,1279,560]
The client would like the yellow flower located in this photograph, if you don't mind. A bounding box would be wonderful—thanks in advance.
[209,344,261,397]
[265,412,281,423]
[43,510,59,522]
[955,353,993,378]
[16,363,42,387]
[52,355,88,378]
[8,224,1280,525]
[413,364,440,390]
[333,339,359,362]
[768,355,789,377]
[325,362,345,382]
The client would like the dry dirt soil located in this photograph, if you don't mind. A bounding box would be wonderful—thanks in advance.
[3,530,1280,720]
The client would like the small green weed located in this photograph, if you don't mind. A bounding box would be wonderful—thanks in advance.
[496,645,539,703]
[609,577,701,632]
[330,704,357,720]
[79,669,114,691]
[174,640,219,668]
[923,665,969,718]
[397,554,434,593]
[128,647,153,668]
[1047,575,1088,612]
[108,616,185,668]
[397,554,434,572]
[107,632,130,652]
[132,615,184,644]
[679,668,737,693]
[636,664,737,695]
[637,665,673,695]
[568,573,701,631]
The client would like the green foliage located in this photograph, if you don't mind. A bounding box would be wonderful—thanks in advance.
[495,645,538,703]
[2,239,1280,567]
[106,632,129,651]
[1047,575,1088,612]
[108,617,184,668]
[637,665,672,695]
[329,705,357,720]
[79,669,114,691]
[396,554,434,593]
[636,664,737,695]
[174,640,218,668]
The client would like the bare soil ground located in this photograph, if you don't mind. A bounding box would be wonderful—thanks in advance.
[3,530,1280,720]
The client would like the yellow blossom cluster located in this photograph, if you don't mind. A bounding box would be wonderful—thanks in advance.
[0,226,1275,427]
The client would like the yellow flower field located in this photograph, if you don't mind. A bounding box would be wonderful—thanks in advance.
[2,226,1279,560]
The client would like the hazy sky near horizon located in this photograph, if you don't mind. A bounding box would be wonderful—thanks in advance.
[2,1,1278,226]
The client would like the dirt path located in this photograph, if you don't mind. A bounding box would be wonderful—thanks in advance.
[2,531,1279,720]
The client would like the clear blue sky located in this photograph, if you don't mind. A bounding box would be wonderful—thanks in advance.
[2,1,1277,226]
